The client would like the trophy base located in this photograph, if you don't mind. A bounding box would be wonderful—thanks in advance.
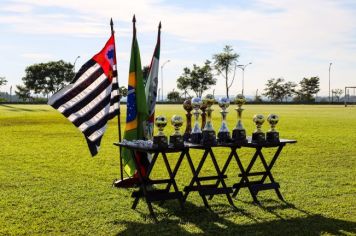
[202,130,217,146]
[183,132,191,142]
[252,132,266,144]
[232,129,247,143]
[153,136,168,149]
[266,131,280,143]
[169,135,185,148]
[218,131,231,144]
[190,132,202,144]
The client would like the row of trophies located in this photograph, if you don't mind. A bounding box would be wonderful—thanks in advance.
[153,94,280,148]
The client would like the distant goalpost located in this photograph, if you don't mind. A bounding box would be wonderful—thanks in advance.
[344,86,356,107]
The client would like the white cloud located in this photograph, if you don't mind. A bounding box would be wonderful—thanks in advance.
[21,53,54,61]
[1,0,355,95]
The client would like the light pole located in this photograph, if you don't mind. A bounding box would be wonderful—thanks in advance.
[329,62,332,103]
[161,59,170,101]
[73,56,80,73]
[237,62,252,96]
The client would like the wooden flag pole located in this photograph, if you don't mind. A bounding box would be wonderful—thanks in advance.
[110,18,123,180]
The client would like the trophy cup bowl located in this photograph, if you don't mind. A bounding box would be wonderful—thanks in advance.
[235,94,246,107]
[202,94,217,146]
[153,115,168,148]
[252,114,266,143]
[183,99,193,141]
[190,97,203,144]
[170,115,184,148]
[266,114,280,143]
[183,99,193,112]
[218,97,231,143]
[232,94,247,144]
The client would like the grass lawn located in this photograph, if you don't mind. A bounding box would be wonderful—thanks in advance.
[0,104,355,235]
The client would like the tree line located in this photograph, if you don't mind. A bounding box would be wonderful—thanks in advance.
[0,45,343,103]
[166,45,338,103]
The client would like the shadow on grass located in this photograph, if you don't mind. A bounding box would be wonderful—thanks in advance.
[0,104,49,112]
[114,201,356,235]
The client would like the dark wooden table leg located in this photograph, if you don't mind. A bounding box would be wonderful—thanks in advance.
[184,150,210,208]
[208,149,235,207]
[131,150,157,222]
[162,152,184,209]
[257,145,285,201]
[232,147,260,201]
[208,149,234,200]
[232,149,259,203]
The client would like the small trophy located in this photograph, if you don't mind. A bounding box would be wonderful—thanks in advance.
[190,97,203,144]
[202,94,217,146]
[183,99,193,141]
[232,94,247,143]
[153,115,168,148]
[252,114,266,143]
[169,115,184,148]
[266,114,280,143]
[217,97,231,143]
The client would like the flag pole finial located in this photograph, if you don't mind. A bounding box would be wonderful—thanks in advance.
[133,14,136,23]
[110,18,114,34]
[159,21,162,29]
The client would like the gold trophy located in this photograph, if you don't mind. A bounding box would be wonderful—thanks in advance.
[153,115,168,148]
[169,115,184,148]
[202,94,217,146]
[266,114,280,143]
[190,97,203,144]
[217,97,231,143]
[183,99,193,141]
[252,114,266,143]
[232,94,247,143]
[200,102,207,130]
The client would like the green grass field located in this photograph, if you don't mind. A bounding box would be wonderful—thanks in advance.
[1,104,355,235]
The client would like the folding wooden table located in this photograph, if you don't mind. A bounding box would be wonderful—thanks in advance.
[115,142,187,222]
[230,138,297,204]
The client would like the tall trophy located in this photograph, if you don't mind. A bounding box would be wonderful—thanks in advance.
[183,99,193,141]
[190,97,203,144]
[232,94,247,143]
[217,97,231,143]
[202,94,217,146]
[200,102,207,130]
[252,114,266,143]
[153,115,168,148]
[169,115,184,148]
[266,114,280,143]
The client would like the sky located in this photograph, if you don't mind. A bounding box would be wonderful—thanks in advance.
[0,0,355,98]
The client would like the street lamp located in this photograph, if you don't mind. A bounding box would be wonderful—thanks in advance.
[329,62,332,103]
[237,62,252,96]
[73,56,80,73]
[161,59,170,101]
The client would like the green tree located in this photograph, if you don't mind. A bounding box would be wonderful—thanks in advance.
[283,81,297,102]
[332,88,343,102]
[167,90,181,102]
[22,60,74,98]
[177,69,192,99]
[15,85,31,102]
[263,78,297,102]
[0,77,7,98]
[0,76,7,87]
[212,45,239,98]
[177,60,216,98]
[298,77,320,102]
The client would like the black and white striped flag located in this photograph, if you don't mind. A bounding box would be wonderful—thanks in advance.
[48,35,120,156]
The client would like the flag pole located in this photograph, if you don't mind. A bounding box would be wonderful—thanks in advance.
[110,18,123,181]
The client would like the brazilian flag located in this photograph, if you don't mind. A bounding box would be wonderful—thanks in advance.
[122,16,149,176]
